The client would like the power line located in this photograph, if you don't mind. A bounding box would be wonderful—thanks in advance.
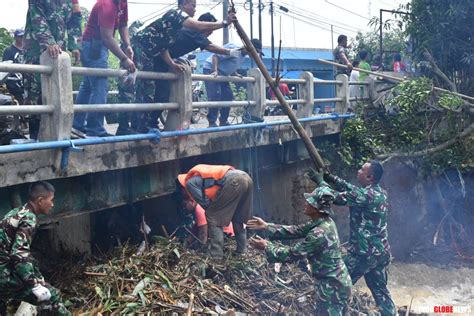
[324,0,371,21]
[277,0,366,31]
[276,5,359,35]
[274,1,366,33]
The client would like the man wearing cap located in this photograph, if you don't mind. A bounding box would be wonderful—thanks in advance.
[202,38,263,127]
[308,161,396,316]
[178,164,253,258]
[247,185,352,315]
[0,181,70,315]
[23,0,82,140]
[2,29,24,64]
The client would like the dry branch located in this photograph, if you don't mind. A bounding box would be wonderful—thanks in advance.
[377,123,474,160]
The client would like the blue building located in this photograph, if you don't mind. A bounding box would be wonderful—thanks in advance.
[194,47,336,109]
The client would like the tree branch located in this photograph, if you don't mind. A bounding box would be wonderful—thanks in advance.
[423,49,458,92]
[377,123,474,160]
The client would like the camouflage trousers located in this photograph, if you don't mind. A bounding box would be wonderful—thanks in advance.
[0,267,70,315]
[117,42,156,133]
[315,301,347,316]
[345,252,396,316]
[314,274,351,316]
[23,56,42,140]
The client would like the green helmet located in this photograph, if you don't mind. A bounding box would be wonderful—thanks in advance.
[304,186,335,215]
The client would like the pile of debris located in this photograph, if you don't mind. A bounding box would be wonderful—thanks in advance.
[49,237,377,314]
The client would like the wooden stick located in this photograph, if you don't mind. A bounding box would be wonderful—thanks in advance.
[84,271,107,277]
[317,58,474,102]
[229,7,326,171]
[186,293,194,316]
[161,225,170,238]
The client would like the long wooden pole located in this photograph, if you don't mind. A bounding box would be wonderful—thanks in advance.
[317,58,474,102]
[230,15,326,171]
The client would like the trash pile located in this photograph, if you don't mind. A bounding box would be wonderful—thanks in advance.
[49,236,378,314]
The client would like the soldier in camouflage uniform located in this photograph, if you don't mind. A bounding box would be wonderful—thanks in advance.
[0,181,70,315]
[247,186,352,315]
[116,0,236,134]
[23,0,82,140]
[309,161,397,316]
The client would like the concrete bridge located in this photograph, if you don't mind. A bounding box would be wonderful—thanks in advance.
[0,52,376,253]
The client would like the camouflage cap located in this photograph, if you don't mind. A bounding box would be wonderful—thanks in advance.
[304,186,335,215]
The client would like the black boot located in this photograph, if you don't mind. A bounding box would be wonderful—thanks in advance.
[233,222,247,254]
[208,225,224,259]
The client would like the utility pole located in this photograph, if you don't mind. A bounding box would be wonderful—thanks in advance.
[223,1,229,44]
[270,1,275,76]
[379,9,383,64]
[249,0,254,39]
[258,0,262,42]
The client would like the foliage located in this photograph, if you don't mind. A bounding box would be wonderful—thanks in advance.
[0,28,14,58]
[339,78,472,176]
[402,0,474,95]
[352,27,407,70]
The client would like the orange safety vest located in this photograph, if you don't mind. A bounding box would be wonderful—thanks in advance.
[179,164,234,201]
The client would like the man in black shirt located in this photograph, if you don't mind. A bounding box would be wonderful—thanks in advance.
[2,29,24,63]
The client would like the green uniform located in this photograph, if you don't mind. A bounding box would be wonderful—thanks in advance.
[329,176,396,316]
[0,204,70,315]
[117,10,189,132]
[358,60,371,82]
[23,0,82,105]
[264,216,352,315]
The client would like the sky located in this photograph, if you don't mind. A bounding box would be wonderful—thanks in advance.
[0,0,408,50]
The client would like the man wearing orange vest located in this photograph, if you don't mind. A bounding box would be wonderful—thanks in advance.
[178,164,253,258]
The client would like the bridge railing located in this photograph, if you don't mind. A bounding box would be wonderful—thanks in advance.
[0,51,368,142]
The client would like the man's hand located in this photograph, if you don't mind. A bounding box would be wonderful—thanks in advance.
[121,57,136,73]
[170,62,186,73]
[71,49,80,64]
[47,44,62,58]
[232,72,243,78]
[32,284,51,302]
[229,48,242,58]
[210,70,218,77]
[124,45,134,60]
[347,63,353,71]
[324,172,336,183]
[307,168,324,185]
[226,12,237,24]
[246,216,268,230]
[249,235,267,250]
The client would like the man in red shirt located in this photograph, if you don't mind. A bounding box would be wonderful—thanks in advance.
[268,82,292,100]
[73,0,136,137]
[182,197,234,248]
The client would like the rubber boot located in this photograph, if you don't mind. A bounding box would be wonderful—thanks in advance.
[233,222,247,254]
[208,225,224,259]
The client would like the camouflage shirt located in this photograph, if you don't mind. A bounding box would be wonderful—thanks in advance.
[23,0,82,60]
[330,176,391,257]
[134,9,189,58]
[0,204,42,286]
[265,217,352,304]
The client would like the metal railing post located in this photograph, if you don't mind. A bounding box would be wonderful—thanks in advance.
[335,74,350,113]
[246,68,265,119]
[165,66,193,130]
[296,71,314,118]
[38,51,74,141]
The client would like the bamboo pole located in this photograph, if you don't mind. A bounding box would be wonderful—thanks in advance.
[230,7,326,171]
[317,58,474,102]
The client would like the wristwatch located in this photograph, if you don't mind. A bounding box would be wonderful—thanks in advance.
[222,20,229,28]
